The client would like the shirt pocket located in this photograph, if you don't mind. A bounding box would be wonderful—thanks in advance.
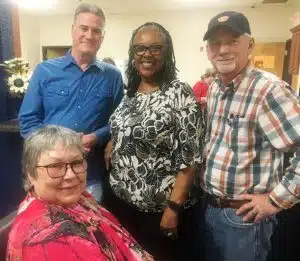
[88,87,113,115]
[229,115,257,162]
[44,85,69,111]
[46,86,69,97]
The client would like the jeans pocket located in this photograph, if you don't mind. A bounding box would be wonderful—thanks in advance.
[222,208,254,228]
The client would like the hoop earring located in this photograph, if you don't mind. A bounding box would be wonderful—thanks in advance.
[131,59,135,67]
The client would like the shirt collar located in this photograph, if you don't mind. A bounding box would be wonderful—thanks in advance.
[215,62,254,93]
[62,50,104,71]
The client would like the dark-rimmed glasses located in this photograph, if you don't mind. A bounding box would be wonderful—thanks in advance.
[36,158,87,178]
[133,44,164,56]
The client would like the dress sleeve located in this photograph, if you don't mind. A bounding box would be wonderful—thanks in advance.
[171,81,204,170]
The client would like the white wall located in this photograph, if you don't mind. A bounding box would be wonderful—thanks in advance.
[20,5,298,85]
[19,13,40,70]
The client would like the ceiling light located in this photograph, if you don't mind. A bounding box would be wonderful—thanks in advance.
[172,0,223,2]
[13,0,58,10]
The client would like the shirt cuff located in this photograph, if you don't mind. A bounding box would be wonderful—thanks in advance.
[94,125,110,147]
[270,181,300,209]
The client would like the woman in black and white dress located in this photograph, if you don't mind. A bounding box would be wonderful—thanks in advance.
[105,22,205,261]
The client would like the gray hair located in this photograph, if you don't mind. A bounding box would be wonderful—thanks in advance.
[74,3,106,25]
[22,125,85,191]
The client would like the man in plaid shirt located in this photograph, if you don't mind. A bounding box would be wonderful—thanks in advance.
[199,11,300,261]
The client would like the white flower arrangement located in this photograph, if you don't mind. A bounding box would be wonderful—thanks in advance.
[0,57,31,97]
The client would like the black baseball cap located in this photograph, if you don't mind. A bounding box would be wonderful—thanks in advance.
[203,11,251,41]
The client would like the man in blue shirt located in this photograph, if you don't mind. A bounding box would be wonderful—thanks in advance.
[18,3,124,202]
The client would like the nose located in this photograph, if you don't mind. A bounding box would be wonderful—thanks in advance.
[85,29,93,39]
[143,48,152,57]
[219,43,230,54]
[64,164,77,179]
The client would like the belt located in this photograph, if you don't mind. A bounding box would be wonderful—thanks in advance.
[204,193,250,209]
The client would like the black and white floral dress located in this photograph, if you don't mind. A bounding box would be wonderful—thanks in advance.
[109,80,205,212]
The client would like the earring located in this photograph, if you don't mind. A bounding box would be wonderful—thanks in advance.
[131,59,135,67]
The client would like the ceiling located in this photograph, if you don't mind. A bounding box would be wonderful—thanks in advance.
[18,0,298,15]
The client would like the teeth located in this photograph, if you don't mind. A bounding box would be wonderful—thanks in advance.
[142,61,153,68]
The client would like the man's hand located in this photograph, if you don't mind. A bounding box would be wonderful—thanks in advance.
[160,207,179,239]
[104,140,113,170]
[82,133,98,152]
[236,193,282,223]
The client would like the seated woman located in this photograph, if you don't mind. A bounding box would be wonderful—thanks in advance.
[105,22,205,261]
[6,126,153,261]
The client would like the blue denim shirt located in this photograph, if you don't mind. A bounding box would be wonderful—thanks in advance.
[19,52,124,180]
[19,52,123,144]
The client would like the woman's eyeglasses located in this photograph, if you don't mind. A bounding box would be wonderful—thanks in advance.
[133,45,164,56]
[36,158,87,178]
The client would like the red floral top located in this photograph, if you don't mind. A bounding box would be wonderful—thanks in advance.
[6,191,153,261]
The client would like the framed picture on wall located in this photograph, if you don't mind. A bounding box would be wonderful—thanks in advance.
[42,46,71,60]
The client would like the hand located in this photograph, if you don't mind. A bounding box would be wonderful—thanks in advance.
[104,140,113,170]
[160,207,179,239]
[236,193,282,223]
[82,133,98,152]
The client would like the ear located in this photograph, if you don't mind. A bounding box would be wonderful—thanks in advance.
[206,44,212,60]
[26,166,37,187]
[248,38,255,55]
[71,24,74,36]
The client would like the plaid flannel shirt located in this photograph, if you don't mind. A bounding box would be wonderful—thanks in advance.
[203,63,300,209]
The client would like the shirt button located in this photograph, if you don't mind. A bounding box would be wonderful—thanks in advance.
[61,91,64,94]
[80,89,83,93]
[74,123,78,126]
[77,105,81,109]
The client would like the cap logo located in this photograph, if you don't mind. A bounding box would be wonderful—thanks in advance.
[218,16,229,23]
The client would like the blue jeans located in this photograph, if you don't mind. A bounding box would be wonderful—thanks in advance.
[198,204,277,261]
[86,180,103,203]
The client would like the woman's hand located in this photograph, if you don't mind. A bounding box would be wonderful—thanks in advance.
[160,207,179,239]
[104,140,113,170]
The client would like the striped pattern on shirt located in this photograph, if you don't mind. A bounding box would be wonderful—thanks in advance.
[203,64,300,209]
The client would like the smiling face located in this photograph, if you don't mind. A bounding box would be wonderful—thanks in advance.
[206,27,253,82]
[28,143,87,207]
[133,27,166,81]
[71,12,105,58]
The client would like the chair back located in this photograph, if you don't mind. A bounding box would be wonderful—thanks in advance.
[0,211,17,259]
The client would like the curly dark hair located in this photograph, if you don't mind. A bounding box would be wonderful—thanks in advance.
[126,22,178,97]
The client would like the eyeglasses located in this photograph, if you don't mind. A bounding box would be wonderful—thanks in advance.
[36,158,87,179]
[133,45,164,56]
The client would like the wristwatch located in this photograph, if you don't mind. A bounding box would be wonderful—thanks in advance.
[167,200,182,212]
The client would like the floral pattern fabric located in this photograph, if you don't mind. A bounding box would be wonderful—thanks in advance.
[6,191,153,261]
[109,80,205,212]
